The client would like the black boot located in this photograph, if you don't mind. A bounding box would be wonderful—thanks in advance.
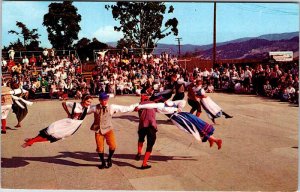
[212,118,216,124]
[106,149,115,168]
[223,111,233,119]
[98,153,107,169]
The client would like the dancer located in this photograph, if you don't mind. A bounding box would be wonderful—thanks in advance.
[22,95,94,148]
[134,98,217,169]
[1,87,33,133]
[196,87,233,124]
[136,100,222,149]
[11,89,32,128]
[134,94,160,169]
[1,86,13,134]
[154,74,191,102]
[187,80,202,117]
[89,92,139,169]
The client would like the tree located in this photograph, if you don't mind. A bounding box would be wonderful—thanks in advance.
[8,21,40,47]
[106,2,178,53]
[43,1,81,50]
[73,37,108,61]
[8,38,26,51]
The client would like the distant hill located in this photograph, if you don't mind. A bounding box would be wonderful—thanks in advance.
[196,36,299,60]
[104,31,299,59]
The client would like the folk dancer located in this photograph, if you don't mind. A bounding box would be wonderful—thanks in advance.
[89,92,139,169]
[22,95,93,147]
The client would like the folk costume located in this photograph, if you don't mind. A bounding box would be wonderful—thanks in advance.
[196,89,233,123]
[1,87,13,134]
[137,100,222,149]
[90,92,138,169]
[187,82,202,117]
[22,101,92,147]
[11,89,32,128]
[1,87,33,133]
[135,98,187,169]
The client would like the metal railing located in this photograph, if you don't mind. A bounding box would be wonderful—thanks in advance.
[2,49,82,73]
[93,47,174,61]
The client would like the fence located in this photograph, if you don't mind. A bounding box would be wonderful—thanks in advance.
[2,49,82,73]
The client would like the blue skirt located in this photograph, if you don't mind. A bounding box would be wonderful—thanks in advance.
[170,112,215,142]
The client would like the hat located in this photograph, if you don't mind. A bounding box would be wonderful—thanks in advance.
[99,92,109,100]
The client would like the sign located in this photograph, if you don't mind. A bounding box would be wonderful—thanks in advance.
[269,51,293,62]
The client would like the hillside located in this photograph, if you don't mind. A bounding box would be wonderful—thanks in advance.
[105,31,299,59]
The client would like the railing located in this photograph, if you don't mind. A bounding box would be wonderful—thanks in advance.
[2,50,79,60]
[93,47,173,61]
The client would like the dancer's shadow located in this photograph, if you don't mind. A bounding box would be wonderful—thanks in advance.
[113,115,174,125]
[5,126,18,131]
[156,120,174,125]
[113,115,139,122]
[1,151,196,169]
[113,153,196,162]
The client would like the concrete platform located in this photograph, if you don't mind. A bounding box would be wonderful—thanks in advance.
[1,93,298,191]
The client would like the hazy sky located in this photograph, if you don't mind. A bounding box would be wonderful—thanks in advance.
[2,1,299,48]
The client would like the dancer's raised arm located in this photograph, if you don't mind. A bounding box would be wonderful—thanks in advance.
[109,103,139,115]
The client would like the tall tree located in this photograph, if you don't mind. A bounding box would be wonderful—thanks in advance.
[106,2,178,53]
[43,1,81,50]
[8,21,40,47]
[73,37,108,61]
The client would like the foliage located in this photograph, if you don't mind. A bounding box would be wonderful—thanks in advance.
[106,2,178,53]
[43,1,81,49]
[8,21,40,47]
[73,37,108,61]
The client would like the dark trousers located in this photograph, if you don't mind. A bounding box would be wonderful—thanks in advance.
[138,126,157,152]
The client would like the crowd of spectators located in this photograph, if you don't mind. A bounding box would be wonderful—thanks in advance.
[192,62,299,104]
[2,48,84,100]
[2,47,299,105]
[89,51,299,105]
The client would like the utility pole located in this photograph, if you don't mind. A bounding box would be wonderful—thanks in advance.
[213,1,217,66]
[175,37,182,58]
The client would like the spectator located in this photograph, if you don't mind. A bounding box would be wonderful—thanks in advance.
[2,57,8,72]
[263,80,273,97]
[43,48,49,60]
[29,54,37,66]
[206,83,214,93]
[244,66,252,93]
[8,47,15,60]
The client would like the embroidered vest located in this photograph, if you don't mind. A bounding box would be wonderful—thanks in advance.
[90,104,113,134]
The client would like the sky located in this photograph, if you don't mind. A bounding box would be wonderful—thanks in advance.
[2,1,299,48]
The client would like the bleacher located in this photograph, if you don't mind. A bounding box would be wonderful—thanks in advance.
[2,50,82,99]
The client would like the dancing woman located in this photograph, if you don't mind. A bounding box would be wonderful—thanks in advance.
[1,87,33,134]
[196,88,233,124]
[11,89,32,128]
[136,100,222,150]
[22,95,94,148]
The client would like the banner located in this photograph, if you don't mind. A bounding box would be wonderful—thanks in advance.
[269,51,293,62]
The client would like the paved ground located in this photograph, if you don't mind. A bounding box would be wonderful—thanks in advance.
[1,93,298,191]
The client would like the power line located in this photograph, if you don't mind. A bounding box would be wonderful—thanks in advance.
[223,4,298,16]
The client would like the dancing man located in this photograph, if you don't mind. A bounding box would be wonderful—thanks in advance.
[136,99,222,150]
[89,92,139,169]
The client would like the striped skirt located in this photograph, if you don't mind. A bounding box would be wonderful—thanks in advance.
[169,112,215,142]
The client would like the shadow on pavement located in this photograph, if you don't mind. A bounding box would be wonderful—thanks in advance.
[1,151,196,168]
[113,115,139,122]
[113,153,197,162]
[113,115,174,125]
